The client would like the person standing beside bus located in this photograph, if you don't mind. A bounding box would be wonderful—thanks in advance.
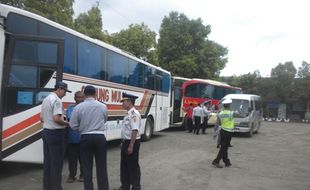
[41,81,71,190]
[69,85,109,190]
[212,98,234,168]
[202,101,212,134]
[66,91,84,183]
[183,103,194,132]
[115,93,141,190]
[192,103,203,135]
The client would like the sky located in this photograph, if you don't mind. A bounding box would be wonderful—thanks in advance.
[73,0,310,77]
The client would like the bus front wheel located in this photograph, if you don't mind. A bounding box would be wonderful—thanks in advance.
[142,117,154,141]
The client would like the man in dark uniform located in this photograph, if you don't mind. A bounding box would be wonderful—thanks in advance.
[115,93,141,190]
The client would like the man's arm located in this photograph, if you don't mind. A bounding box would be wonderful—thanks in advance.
[53,114,69,127]
[69,108,79,130]
[128,130,138,155]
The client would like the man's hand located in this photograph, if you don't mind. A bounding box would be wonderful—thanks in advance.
[128,144,134,155]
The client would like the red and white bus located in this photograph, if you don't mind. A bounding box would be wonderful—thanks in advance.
[175,78,242,126]
[0,4,171,163]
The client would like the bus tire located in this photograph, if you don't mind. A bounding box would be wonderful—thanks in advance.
[142,117,153,141]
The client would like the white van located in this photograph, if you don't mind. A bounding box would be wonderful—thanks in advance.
[219,94,262,137]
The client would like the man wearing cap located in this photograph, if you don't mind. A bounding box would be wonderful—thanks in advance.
[40,81,71,190]
[69,85,109,190]
[212,98,234,168]
[115,93,141,190]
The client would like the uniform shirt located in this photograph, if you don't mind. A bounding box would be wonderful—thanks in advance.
[69,97,108,135]
[41,92,65,130]
[121,107,141,140]
[192,106,204,124]
[203,106,211,118]
[66,104,80,143]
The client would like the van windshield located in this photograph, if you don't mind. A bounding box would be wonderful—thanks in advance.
[231,99,250,118]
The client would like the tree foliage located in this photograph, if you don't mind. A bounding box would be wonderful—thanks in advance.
[0,0,25,8]
[158,11,227,78]
[111,23,157,64]
[74,5,110,42]
[297,61,310,78]
[1,0,74,28]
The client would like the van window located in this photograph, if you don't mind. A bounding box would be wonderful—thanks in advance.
[231,99,250,118]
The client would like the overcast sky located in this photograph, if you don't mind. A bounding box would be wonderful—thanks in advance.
[73,0,310,77]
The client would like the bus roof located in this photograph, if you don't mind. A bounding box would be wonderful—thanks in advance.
[0,3,170,75]
[190,78,241,89]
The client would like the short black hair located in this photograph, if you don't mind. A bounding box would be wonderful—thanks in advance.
[83,85,96,96]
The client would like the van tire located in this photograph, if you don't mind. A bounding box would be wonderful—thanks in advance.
[142,117,153,141]
[247,125,253,137]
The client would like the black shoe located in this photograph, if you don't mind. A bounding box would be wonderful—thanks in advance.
[225,163,232,167]
[217,145,220,148]
[66,176,76,183]
[212,162,223,168]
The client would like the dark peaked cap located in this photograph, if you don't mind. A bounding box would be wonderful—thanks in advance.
[55,81,72,93]
[120,92,138,102]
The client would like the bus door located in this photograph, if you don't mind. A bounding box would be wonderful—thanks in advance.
[155,74,164,130]
[0,34,64,160]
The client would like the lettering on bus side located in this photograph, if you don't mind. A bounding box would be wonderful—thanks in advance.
[80,86,123,103]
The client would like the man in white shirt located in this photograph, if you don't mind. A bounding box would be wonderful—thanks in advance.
[192,103,204,135]
[69,85,109,190]
[41,81,71,190]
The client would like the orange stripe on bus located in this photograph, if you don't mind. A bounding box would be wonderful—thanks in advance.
[2,113,41,140]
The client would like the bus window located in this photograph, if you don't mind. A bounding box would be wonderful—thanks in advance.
[7,13,37,35]
[107,51,128,84]
[128,60,139,86]
[214,86,225,99]
[202,84,214,98]
[40,22,77,74]
[8,65,37,88]
[78,39,104,80]
[162,73,170,93]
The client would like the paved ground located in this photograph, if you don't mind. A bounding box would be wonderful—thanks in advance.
[0,121,310,190]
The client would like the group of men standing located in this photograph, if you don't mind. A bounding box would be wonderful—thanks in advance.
[184,102,212,134]
[40,81,141,190]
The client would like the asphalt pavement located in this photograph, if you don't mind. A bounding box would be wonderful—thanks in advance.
[0,121,310,190]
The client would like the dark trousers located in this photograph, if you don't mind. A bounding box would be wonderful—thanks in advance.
[186,117,193,132]
[194,116,201,134]
[202,117,208,133]
[80,134,109,190]
[213,129,232,165]
[120,140,141,190]
[67,143,82,178]
[42,128,66,190]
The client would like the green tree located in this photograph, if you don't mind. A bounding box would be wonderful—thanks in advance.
[0,0,25,8]
[25,0,74,28]
[111,23,157,64]
[270,62,297,102]
[74,5,110,42]
[158,11,227,78]
[0,0,74,28]
[297,61,310,78]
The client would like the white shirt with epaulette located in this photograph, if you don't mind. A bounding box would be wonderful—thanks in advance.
[121,107,141,140]
[41,92,65,129]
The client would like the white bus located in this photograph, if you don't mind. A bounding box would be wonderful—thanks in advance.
[0,4,171,163]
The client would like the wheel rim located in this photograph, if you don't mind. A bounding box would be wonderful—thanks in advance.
[145,120,151,138]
